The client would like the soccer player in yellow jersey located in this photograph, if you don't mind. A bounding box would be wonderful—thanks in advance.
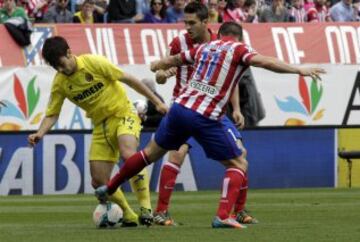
[27,36,168,226]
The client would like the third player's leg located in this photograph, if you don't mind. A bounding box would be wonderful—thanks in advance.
[154,144,190,225]
[232,139,258,224]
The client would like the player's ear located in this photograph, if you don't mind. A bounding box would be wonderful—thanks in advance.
[66,49,72,58]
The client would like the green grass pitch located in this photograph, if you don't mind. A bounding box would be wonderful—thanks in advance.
[1,188,360,242]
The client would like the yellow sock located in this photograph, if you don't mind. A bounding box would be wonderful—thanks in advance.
[129,168,152,210]
[109,188,138,222]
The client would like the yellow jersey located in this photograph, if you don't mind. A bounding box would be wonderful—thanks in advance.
[46,54,134,125]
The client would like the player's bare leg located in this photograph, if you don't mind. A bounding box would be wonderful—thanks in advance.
[118,134,153,226]
[212,156,248,229]
[154,144,189,226]
[90,161,138,227]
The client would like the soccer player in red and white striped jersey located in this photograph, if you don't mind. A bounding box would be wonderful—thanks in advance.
[96,21,325,229]
[153,2,255,227]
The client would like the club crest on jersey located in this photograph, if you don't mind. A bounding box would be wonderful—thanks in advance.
[85,73,94,82]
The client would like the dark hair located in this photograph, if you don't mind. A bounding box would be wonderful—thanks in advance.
[184,2,209,21]
[244,0,256,8]
[150,0,167,19]
[217,22,243,40]
[42,36,70,68]
[225,0,238,10]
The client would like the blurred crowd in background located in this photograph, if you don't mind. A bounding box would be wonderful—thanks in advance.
[0,0,359,24]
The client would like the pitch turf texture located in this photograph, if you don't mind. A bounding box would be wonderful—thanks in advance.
[1,189,360,242]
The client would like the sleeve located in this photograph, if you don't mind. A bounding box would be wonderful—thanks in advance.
[45,77,65,117]
[89,55,124,82]
[169,37,181,56]
[180,46,199,64]
[235,44,258,65]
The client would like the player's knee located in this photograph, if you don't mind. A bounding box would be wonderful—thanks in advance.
[168,151,186,165]
[240,157,248,170]
[91,178,102,189]
[241,147,248,158]
[227,157,248,171]
[91,174,108,188]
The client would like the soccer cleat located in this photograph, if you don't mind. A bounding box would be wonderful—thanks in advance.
[121,212,139,227]
[95,185,109,203]
[153,211,176,226]
[211,216,247,229]
[139,207,154,226]
[235,210,259,224]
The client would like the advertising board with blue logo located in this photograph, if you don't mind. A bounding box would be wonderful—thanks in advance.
[0,130,335,195]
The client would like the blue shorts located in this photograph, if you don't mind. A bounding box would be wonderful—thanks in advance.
[221,115,242,140]
[182,116,241,149]
[155,103,242,160]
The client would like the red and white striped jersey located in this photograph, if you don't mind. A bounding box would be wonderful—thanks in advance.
[169,30,217,99]
[176,36,257,120]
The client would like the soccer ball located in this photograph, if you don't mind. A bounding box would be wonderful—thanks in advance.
[92,202,123,228]
[133,99,148,115]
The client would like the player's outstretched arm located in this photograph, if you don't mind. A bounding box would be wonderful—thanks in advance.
[155,67,177,84]
[150,55,183,72]
[249,54,326,79]
[120,72,168,114]
[28,115,59,147]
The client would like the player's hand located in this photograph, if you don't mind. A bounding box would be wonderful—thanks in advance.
[232,110,245,129]
[298,67,326,80]
[28,133,42,147]
[156,103,168,114]
[138,113,147,122]
[150,61,160,72]
[155,70,168,84]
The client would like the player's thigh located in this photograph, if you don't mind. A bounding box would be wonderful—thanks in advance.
[90,119,120,164]
[90,160,116,187]
[114,112,141,160]
[117,134,139,160]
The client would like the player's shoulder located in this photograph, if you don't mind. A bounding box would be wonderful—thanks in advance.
[232,41,252,51]
[169,34,182,54]
[78,54,108,64]
[77,54,113,73]
[169,32,193,53]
